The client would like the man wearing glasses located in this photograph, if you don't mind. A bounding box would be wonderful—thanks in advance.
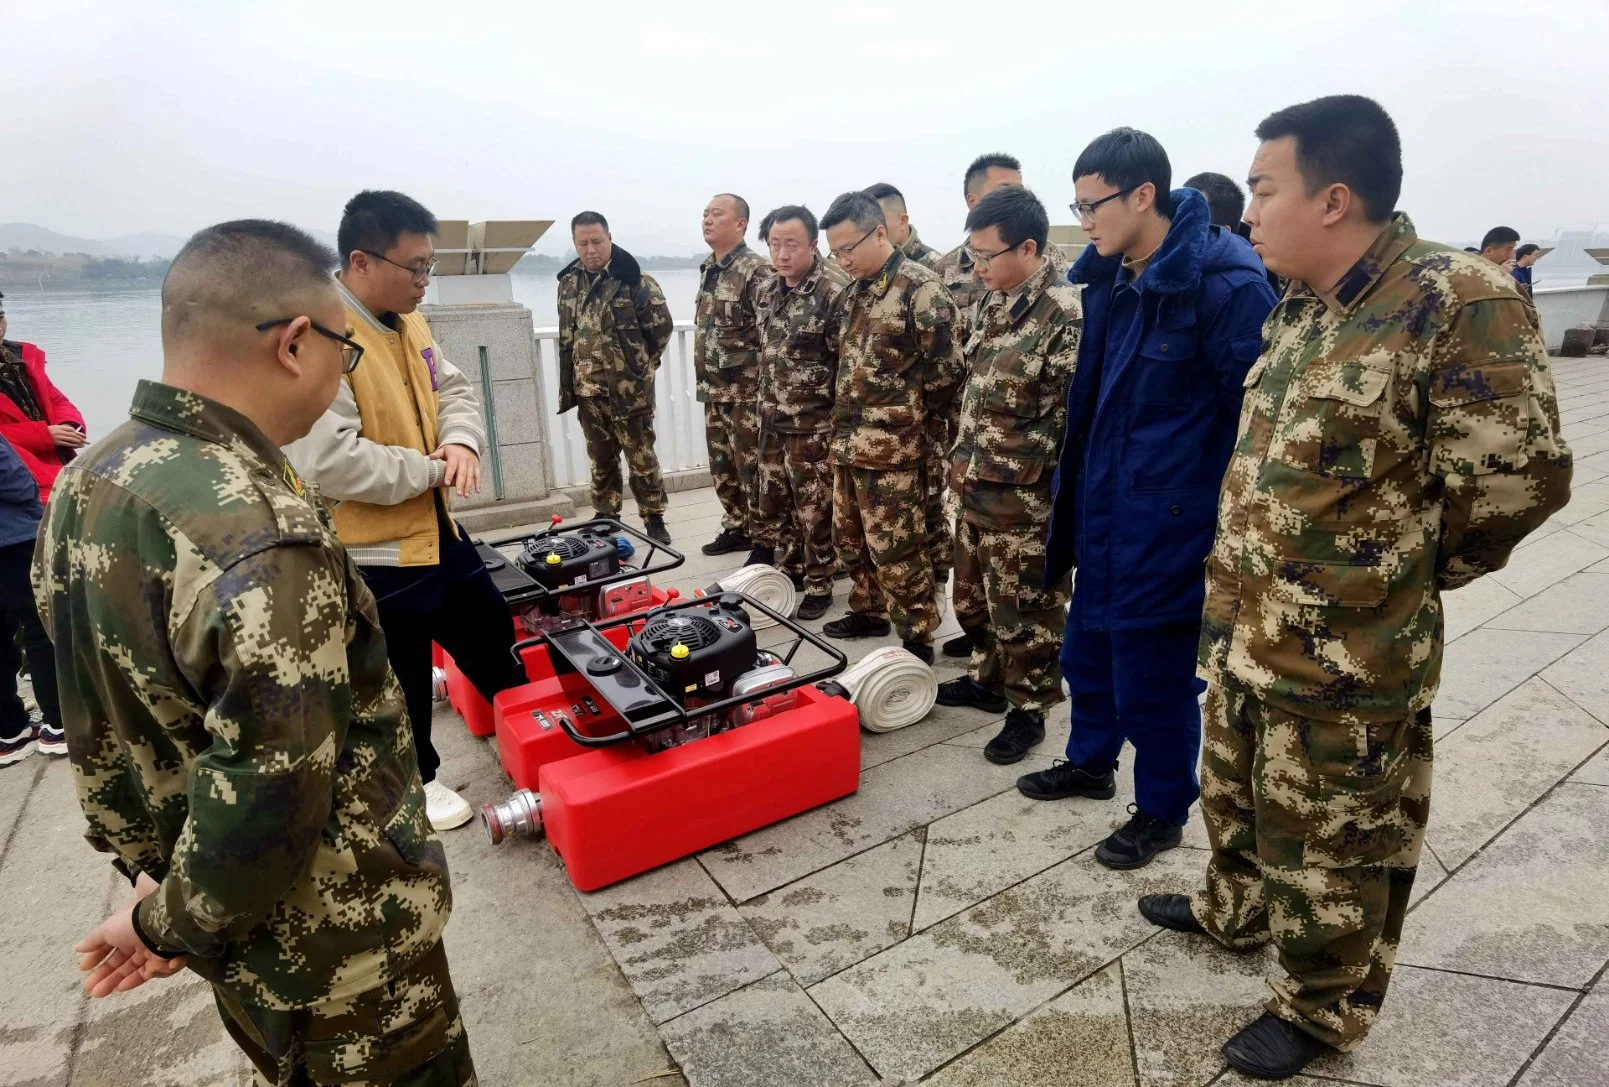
[818,191,963,663]
[285,189,524,833]
[938,186,1081,765]
[36,220,474,1083]
[1025,129,1278,870]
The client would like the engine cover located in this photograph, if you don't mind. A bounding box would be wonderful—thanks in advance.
[516,528,621,594]
[630,595,757,704]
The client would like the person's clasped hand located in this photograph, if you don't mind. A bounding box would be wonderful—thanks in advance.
[429,443,482,499]
[75,872,187,997]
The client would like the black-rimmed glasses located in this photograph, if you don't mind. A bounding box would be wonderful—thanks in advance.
[255,318,364,374]
[362,250,437,284]
[1071,187,1137,222]
[830,228,878,262]
[962,241,1020,266]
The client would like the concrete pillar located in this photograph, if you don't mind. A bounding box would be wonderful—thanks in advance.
[422,302,576,531]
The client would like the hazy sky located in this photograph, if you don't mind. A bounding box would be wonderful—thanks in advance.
[6,0,1606,255]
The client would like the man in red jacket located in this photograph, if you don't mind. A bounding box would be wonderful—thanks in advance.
[0,292,88,503]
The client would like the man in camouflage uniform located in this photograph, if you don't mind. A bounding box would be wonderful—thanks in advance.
[867,182,942,270]
[557,210,674,545]
[751,205,852,621]
[694,194,772,559]
[34,221,474,1085]
[819,191,964,663]
[937,187,1081,763]
[1138,96,1572,1081]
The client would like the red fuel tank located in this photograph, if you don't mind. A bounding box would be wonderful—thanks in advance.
[492,625,635,790]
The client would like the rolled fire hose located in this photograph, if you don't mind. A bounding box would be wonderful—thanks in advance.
[835,646,938,733]
[710,564,797,629]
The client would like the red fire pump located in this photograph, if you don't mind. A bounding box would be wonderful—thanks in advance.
[481,592,860,891]
[436,517,686,736]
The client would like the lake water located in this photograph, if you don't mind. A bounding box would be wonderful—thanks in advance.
[0,264,1592,440]
[0,269,707,439]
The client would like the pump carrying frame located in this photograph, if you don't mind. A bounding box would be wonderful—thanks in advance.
[477,516,686,608]
[506,592,848,748]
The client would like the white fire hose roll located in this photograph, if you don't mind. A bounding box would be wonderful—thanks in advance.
[836,646,939,733]
[714,564,797,629]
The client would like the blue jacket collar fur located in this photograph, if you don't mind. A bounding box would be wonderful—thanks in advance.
[1071,186,1223,296]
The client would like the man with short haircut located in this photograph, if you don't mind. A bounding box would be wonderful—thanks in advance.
[937,186,1081,765]
[1480,224,1521,269]
[1183,171,1247,229]
[819,191,963,663]
[866,182,941,269]
[695,194,773,560]
[751,205,852,620]
[1512,241,1542,299]
[38,220,475,1083]
[554,211,675,545]
[286,189,523,832]
[1026,129,1278,874]
[1141,95,1571,1078]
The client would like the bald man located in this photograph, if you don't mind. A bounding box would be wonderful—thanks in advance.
[34,220,476,1085]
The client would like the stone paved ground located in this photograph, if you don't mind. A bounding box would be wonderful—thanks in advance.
[4,354,1608,1086]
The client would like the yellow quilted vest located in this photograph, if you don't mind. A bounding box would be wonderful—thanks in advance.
[332,303,449,566]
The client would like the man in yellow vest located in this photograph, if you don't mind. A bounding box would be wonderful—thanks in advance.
[286,190,525,832]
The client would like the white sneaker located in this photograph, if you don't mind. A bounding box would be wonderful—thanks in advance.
[424,780,473,831]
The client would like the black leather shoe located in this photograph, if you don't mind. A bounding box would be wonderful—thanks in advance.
[935,676,1009,713]
[797,593,833,621]
[702,528,752,556]
[823,612,892,639]
[643,516,672,545]
[1223,1012,1333,1080]
[942,633,974,658]
[1138,893,1206,935]
[1016,759,1117,801]
[902,638,934,665]
[984,708,1045,764]
[1095,805,1184,870]
[745,545,776,567]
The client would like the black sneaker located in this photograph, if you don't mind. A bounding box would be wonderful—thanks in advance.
[902,638,934,665]
[1095,804,1184,870]
[935,676,1008,714]
[788,572,806,591]
[797,593,833,621]
[823,613,891,639]
[1223,1012,1333,1080]
[745,545,777,567]
[34,721,67,756]
[702,528,752,556]
[0,726,35,767]
[942,633,975,658]
[984,708,1045,764]
[1016,759,1117,801]
[643,516,672,545]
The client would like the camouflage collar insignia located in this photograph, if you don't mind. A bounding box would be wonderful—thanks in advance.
[281,460,307,499]
[1317,213,1419,314]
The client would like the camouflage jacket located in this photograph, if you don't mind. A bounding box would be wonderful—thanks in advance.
[936,241,1069,337]
[1199,215,1572,723]
[899,227,942,271]
[950,258,1082,532]
[694,242,772,402]
[833,249,965,469]
[557,245,674,416]
[755,253,852,434]
[33,381,450,1009]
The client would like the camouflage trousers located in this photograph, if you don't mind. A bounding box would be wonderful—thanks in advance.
[951,520,1068,712]
[216,941,477,1086]
[833,465,939,643]
[924,444,954,590]
[1189,684,1432,1050]
[752,427,833,595]
[576,397,667,517]
[705,398,760,533]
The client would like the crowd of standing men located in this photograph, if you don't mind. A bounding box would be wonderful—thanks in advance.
[0,88,1572,1086]
[552,92,1573,1080]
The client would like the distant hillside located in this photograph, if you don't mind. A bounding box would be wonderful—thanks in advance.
[1,223,333,261]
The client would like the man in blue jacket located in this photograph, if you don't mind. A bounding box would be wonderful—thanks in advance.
[1019,128,1278,869]
[0,432,63,765]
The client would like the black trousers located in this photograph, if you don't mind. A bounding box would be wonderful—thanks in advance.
[0,538,60,739]
[361,522,525,784]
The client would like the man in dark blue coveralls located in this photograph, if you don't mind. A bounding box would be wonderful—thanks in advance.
[1021,128,1278,869]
